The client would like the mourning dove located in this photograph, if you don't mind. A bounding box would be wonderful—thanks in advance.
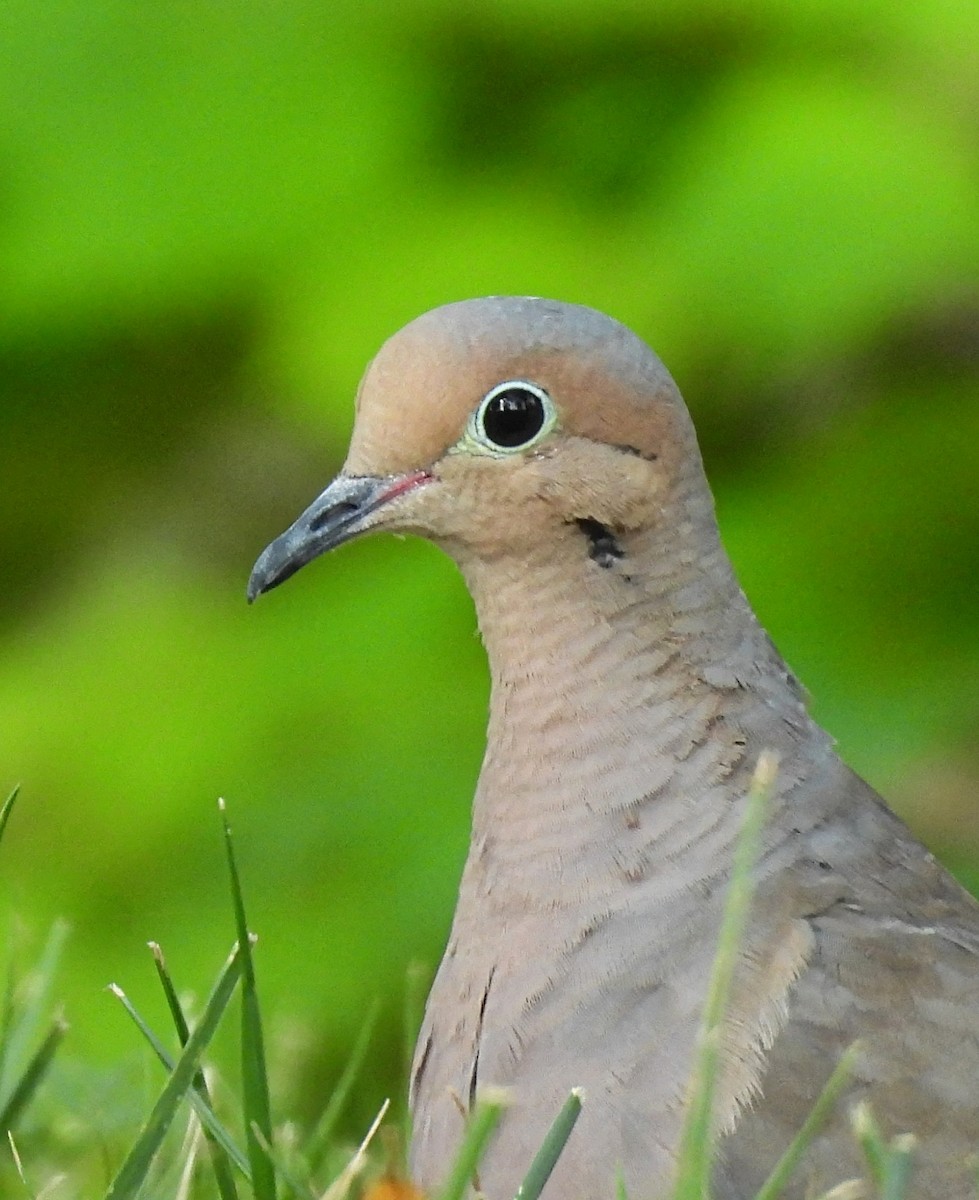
[248,298,979,1199]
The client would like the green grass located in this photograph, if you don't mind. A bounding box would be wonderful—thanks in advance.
[0,771,954,1199]
[0,788,393,1200]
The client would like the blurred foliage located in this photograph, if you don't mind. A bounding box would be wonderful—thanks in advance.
[0,0,977,1149]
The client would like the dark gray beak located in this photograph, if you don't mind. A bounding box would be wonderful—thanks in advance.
[247,470,432,601]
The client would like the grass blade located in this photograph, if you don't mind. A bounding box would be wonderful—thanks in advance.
[306,996,381,1167]
[108,981,250,1180]
[150,941,242,1200]
[880,1135,915,1200]
[402,960,427,1154]
[0,920,69,1110]
[0,1016,67,1133]
[220,797,276,1200]
[813,1184,864,1200]
[753,1043,859,1200]
[852,1102,887,1189]
[150,940,194,1046]
[321,1098,391,1200]
[673,751,777,1200]
[246,1120,318,1200]
[104,940,243,1200]
[434,1088,508,1200]
[0,949,17,1102]
[514,1088,584,1200]
[0,785,20,846]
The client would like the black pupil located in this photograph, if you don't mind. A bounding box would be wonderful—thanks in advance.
[481,387,545,448]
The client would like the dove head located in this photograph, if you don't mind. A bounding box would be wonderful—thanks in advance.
[248,297,713,598]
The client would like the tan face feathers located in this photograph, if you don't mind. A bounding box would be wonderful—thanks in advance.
[248,297,707,596]
[347,296,692,476]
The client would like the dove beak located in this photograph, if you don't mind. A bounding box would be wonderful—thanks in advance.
[247,470,433,601]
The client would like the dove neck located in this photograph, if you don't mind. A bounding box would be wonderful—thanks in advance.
[453,511,816,854]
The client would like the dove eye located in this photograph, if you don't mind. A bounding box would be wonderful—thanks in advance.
[468,381,557,455]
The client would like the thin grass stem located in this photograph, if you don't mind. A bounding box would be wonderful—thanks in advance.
[753,1043,860,1200]
[673,751,777,1200]
[434,1088,508,1200]
[402,961,428,1157]
[0,786,20,845]
[0,1018,66,1134]
[220,797,276,1200]
[514,1088,584,1200]
[108,981,249,1179]
[149,941,241,1200]
[0,921,68,1111]
[320,1097,390,1200]
[104,940,243,1200]
[880,1134,915,1200]
[306,996,381,1167]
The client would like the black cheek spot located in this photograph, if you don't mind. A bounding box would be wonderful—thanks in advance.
[574,517,625,569]
[613,443,658,461]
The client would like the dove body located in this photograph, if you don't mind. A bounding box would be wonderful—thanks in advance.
[249,298,979,1199]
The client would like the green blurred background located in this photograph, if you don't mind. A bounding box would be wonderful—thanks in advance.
[1,0,977,1140]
